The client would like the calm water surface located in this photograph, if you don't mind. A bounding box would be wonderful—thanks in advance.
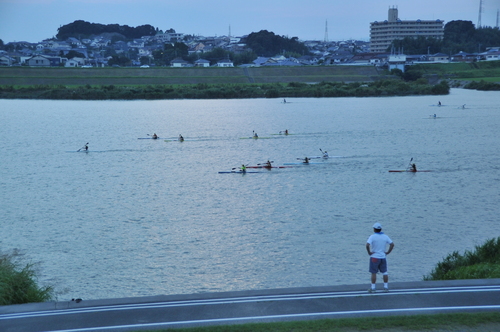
[1,89,499,300]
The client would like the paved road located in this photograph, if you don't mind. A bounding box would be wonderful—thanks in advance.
[1,279,500,332]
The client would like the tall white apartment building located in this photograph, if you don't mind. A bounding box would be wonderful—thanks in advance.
[370,7,444,53]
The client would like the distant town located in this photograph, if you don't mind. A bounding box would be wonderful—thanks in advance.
[1,7,499,70]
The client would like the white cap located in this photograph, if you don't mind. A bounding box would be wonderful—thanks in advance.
[372,222,382,230]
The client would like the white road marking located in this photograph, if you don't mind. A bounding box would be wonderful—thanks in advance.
[46,305,500,332]
[2,285,500,320]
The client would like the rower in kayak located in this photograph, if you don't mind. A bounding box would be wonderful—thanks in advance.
[178,134,184,142]
[240,164,247,173]
[152,133,158,139]
[253,131,258,138]
[264,160,273,168]
[322,150,329,158]
[303,157,310,164]
[409,163,417,172]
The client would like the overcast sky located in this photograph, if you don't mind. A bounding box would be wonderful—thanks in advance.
[0,0,498,43]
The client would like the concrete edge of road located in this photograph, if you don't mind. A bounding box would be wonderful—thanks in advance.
[1,278,500,315]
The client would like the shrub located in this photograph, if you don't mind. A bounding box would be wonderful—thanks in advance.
[0,251,54,305]
[424,237,500,281]
[464,80,500,91]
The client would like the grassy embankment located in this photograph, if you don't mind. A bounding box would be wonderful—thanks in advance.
[0,66,453,99]
[0,66,381,86]
[413,60,500,87]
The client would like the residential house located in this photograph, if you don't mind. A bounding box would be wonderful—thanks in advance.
[194,59,210,67]
[428,53,449,63]
[479,49,500,61]
[451,51,476,62]
[128,40,145,49]
[170,58,190,67]
[263,59,302,66]
[349,53,380,65]
[64,57,85,67]
[67,37,84,48]
[0,55,15,66]
[252,57,269,66]
[26,55,51,66]
[216,59,234,67]
[65,59,80,67]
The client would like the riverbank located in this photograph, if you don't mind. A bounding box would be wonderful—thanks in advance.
[0,79,450,100]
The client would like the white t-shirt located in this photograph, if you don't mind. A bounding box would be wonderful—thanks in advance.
[367,232,393,259]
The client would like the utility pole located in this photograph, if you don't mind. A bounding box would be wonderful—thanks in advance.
[324,20,329,43]
[478,0,483,27]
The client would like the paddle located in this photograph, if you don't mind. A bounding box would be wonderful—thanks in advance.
[232,164,248,170]
[405,158,413,171]
[77,143,89,152]
[257,161,274,165]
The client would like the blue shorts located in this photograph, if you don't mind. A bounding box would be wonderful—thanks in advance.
[369,257,388,274]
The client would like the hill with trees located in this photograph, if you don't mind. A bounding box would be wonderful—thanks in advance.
[56,20,157,40]
[242,30,310,57]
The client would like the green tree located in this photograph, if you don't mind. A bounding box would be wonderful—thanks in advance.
[244,30,310,57]
[202,47,232,65]
[56,20,156,40]
[107,55,131,67]
[389,36,443,55]
[233,50,257,66]
[163,42,189,63]
[64,50,86,59]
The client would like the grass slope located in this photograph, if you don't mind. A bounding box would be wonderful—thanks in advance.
[0,66,381,86]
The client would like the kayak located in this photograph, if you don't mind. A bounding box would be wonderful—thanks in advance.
[239,136,271,139]
[389,170,432,172]
[307,155,343,159]
[218,171,260,174]
[283,162,321,165]
[246,165,292,169]
[138,137,162,139]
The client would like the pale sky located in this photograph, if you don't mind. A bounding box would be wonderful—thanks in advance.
[0,0,497,43]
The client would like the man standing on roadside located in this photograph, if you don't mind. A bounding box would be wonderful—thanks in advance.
[366,222,394,293]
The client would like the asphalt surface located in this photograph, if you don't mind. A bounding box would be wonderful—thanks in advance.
[1,279,500,332]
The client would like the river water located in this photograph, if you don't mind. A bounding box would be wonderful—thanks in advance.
[1,89,499,300]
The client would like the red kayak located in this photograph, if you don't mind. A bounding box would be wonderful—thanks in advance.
[247,165,292,169]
